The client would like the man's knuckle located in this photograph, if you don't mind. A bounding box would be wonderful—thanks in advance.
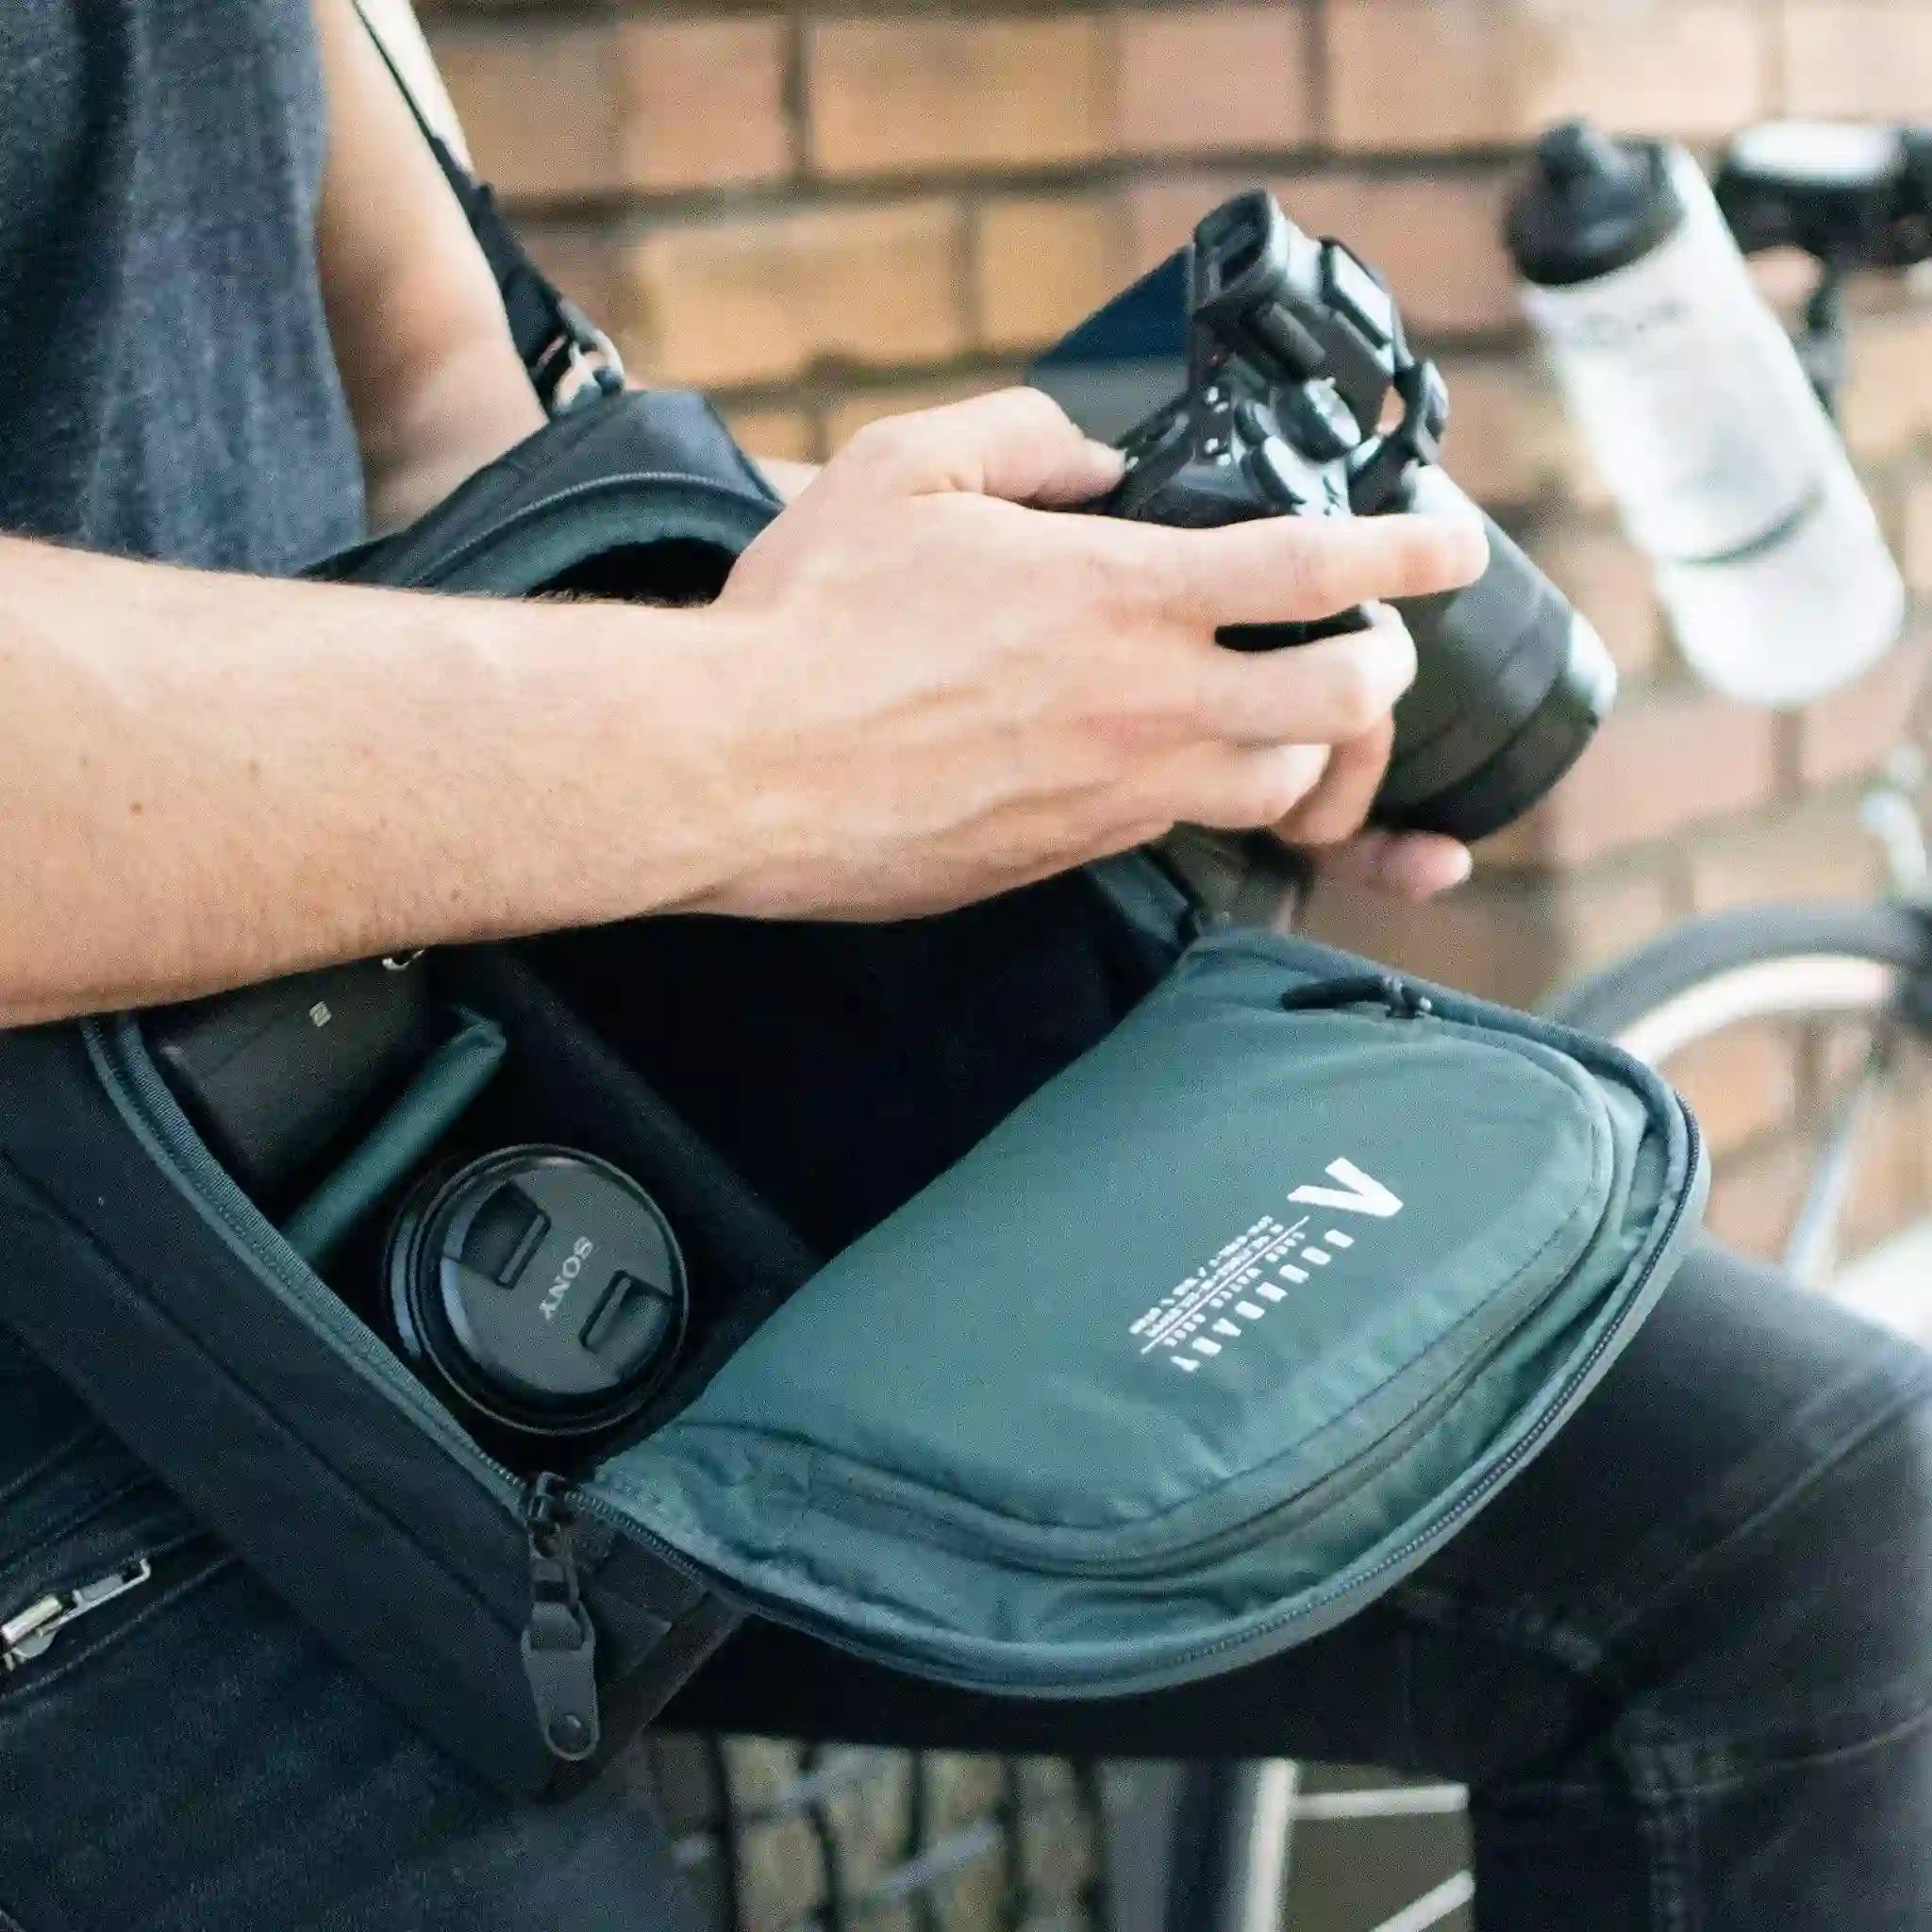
[1259,759,1317,825]
[1275,531,1335,614]
[845,416,919,472]
[1406,525,1460,591]
[1002,383,1067,431]
[1326,655,1386,735]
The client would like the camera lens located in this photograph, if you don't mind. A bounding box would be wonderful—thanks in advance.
[1377,473,1616,841]
[384,1145,688,1442]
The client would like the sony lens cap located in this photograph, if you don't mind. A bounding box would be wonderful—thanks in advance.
[387,1146,688,1440]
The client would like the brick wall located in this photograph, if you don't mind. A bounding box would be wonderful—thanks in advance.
[419,0,1932,1274]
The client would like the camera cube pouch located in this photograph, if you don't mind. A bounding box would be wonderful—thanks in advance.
[579,930,1705,1695]
[0,390,1707,1796]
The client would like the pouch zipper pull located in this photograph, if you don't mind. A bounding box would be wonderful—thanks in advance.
[3,1557,154,1673]
[521,1474,601,1762]
[1278,972,1435,1020]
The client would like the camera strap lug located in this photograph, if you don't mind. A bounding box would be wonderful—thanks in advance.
[1349,355,1450,516]
[521,1474,602,1762]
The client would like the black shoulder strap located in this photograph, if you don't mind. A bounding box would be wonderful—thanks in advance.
[351,2,625,414]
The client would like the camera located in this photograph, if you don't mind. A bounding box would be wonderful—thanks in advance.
[1034,191,1616,841]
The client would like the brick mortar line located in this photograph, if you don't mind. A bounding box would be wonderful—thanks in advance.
[494,148,1542,229]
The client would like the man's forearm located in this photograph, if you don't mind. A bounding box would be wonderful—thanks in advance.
[0,539,735,1026]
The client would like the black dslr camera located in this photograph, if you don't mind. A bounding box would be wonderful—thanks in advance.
[1035,191,1616,841]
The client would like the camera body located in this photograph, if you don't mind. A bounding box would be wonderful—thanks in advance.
[1041,190,1616,841]
[1107,193,1431,573]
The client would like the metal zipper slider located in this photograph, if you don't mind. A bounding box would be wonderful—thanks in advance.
[3,1557,154,1673]
[521,1475,601,1762]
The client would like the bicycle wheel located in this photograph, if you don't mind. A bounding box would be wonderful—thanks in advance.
[1549,899,1932,1307]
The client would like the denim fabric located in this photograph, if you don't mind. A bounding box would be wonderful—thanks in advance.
[0,1330,691,1932]
[5,1241,1932,1930]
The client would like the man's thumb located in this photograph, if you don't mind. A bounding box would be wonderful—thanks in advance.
[835,387,1124,508]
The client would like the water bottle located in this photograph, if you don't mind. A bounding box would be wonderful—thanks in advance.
[1507,121,1905,708]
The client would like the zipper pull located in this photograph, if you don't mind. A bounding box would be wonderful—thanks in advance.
[521,1474,601,1762]
[1279,972,1435,1020]
[3,1557,154,1673]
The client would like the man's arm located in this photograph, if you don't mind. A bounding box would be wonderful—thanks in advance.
[0,541,743,1026]
[0,0,1486,1028]
[311,0,547,532]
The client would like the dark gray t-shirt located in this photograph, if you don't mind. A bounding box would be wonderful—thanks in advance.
[0,0,364,572]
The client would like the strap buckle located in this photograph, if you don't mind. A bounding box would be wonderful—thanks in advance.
[536,300,628,416]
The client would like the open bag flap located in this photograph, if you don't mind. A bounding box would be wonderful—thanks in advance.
[584,931,1707,1696]
[309,389,782,595]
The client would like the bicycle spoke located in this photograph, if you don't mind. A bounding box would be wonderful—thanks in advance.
[1784,1024,1898,1287]
[1222,1760,1297,1932]
[1362,1872,1475,1932]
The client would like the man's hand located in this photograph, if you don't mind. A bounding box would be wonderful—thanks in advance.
[685,389,1487,923]
[1267,672,1477,899]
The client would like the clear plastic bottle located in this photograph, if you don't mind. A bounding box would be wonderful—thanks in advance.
[1508,121,1905,708]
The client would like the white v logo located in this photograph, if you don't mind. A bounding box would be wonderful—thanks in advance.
[1288,1158,1404,1219]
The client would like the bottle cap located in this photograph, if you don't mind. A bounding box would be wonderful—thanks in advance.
[1507,122,1685,289]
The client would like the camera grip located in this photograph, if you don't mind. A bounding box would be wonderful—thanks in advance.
[1216,602,1376,655]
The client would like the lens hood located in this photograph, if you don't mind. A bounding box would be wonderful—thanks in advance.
[385,1144,688,1441]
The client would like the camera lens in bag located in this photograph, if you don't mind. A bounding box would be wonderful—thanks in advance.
[383,1145,688,1441]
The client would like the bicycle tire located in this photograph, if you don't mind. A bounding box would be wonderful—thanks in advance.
[1547,901,1932,1058]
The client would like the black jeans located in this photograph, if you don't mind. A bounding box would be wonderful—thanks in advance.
[5,1242,1931,1930]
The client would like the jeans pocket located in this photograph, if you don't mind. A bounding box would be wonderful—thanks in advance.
[0,1324,208,1610]
[1,1531,228,1710]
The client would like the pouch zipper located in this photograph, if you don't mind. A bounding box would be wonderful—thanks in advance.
[3,1557,155,1674]
[808,1334,1503,1584]
[398,471,774,591]
[80,1018,693,1759]
[603,1039,1698,1692]
[1277,972,1436,1020]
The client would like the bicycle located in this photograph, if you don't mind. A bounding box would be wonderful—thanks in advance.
[1187,118,1932,1932]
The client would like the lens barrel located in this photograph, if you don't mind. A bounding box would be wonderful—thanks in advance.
[1376,475,1616,841]
[384,1145,687,1442]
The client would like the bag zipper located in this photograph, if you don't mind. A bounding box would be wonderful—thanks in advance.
[1276,972,1436,1020]
[805,1336,1503,1583]
[80,1018,685,1761]
[519,1474,601,1760]
[3,1557,155,1674]
[81,980,1703,1707]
